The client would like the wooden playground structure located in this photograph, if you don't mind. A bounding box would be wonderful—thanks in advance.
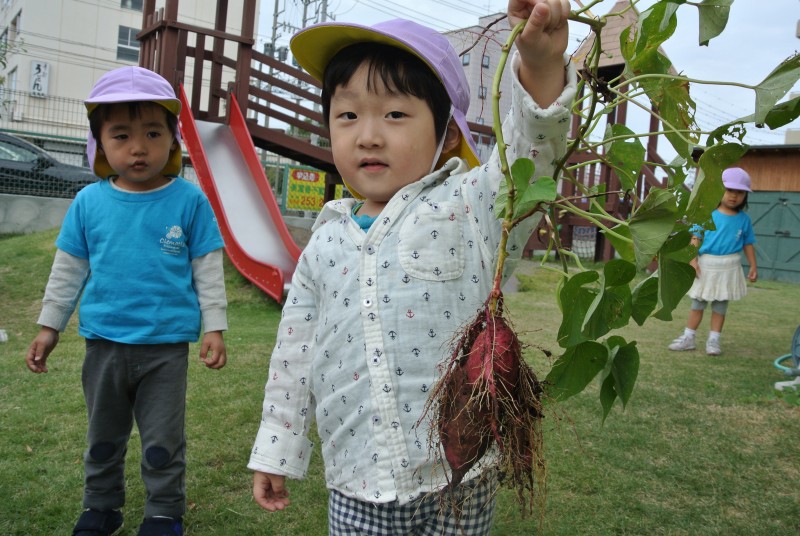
[137,0,669,263]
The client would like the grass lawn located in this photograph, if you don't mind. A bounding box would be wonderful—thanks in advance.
[1,229,798,535]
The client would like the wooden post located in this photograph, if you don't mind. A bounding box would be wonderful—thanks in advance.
[209,0,229,119]
[234,0,256,119]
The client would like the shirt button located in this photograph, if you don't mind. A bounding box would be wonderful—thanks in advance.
[366,245,376,254]
[363,298,373,307]
[371,356,381,365]
[372,415,381,425]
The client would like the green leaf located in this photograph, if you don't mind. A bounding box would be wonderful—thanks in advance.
[495,178,509,219]
[685,143,746,224]
[495,158,541,220]
[604,124,646,191]
[582,284,632,339]
[631,275,659,325]
[600,373,617,422]
[510,157,535,196]
[629,188,679,268]
[600,336,640,422]
[754,52,800,124]
[709,94,800,143]
[761,95,800,129]
[557,270,599,348]
[513,176,556,220]
[602,258,637,288]
[653,257,696,321]
[559,260,636,344]
[603,223,634,263]
[696,0,733,46]
[660,228,693,258]
[582,260,636,338]
[544,341,608,402]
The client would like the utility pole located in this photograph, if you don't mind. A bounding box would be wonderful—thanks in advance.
[320,0,328,23]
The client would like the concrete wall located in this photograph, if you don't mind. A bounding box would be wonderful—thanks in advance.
[0,194,71,234]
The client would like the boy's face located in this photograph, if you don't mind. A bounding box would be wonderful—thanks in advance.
[329,63,440,213]
[97,102,178,192]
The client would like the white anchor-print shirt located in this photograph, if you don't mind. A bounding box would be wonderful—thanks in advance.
[249,53,577,505]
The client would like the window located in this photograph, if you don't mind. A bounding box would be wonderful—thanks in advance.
[120,0,143,10]
[461,53,470,66]
[117,26,140,62]
[8,67,17,91]
[9,9,21,42]
[0,137,40,163]
[478,86,487,100]
[482,54,490,68]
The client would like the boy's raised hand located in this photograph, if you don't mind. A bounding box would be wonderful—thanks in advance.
[253,471,291,511]
[509,0,570,60]
[508,0,571,106]
[199,331,227,369]
[25,326,59,373]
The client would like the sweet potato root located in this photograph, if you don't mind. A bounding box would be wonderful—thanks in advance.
[426,295,545,513]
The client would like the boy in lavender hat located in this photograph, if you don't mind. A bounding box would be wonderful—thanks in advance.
[25,66,228,536]
[249,0,575,532]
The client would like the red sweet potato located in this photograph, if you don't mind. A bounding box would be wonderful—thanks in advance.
[428,297,545,510]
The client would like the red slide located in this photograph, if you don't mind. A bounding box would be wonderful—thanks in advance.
[178,86,301,303]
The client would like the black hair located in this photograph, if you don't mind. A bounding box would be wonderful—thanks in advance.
[89,101,178,145]
[321,43,451,142]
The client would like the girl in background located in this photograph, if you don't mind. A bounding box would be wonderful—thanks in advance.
[669,167,758,356]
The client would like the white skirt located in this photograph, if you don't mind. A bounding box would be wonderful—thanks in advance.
[688,253,747,302]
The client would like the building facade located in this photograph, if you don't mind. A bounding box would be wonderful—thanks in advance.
[0,0,251,164]
[444,13,514,162]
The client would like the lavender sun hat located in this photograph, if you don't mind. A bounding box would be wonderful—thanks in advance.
[721,167,752,192]
[290,19,480,173]
[84,66,182,178]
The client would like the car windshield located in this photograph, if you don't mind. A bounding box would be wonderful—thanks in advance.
[0,139,42,163]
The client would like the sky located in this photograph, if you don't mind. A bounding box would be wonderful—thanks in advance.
[257,0,800,148]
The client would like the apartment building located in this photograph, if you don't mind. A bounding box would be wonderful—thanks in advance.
[444,13,514,162]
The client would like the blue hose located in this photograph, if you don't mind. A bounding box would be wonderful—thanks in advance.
[774,354,800,376]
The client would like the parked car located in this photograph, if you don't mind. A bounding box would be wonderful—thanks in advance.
[0,132,99,199]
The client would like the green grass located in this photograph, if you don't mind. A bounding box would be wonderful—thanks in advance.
[1,231,799,535]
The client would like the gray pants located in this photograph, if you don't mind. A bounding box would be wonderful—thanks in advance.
[82,339,188,518]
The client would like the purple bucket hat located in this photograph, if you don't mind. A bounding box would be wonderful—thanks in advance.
[722,167,752,192]
[84,66,182,178]
[290,19,480,173]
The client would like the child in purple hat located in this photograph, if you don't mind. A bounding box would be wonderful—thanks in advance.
[668,167,758,356]
[249,0,575,532]
[25,66,228,536]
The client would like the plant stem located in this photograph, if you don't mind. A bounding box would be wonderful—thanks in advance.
[489,20,527,315]
[555,200,632,243]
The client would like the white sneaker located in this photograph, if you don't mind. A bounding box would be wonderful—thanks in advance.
[668,334,696,351]
[706,339,721,356]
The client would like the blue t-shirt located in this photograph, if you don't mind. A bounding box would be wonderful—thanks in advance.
[57,178,224,344]
[693,209,756,256]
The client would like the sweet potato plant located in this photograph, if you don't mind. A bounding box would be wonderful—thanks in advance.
[425,0,800,515]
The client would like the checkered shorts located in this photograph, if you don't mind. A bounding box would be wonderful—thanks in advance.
[328,474,497,535]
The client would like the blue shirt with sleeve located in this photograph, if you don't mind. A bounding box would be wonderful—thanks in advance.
[56,178,224,344]
[692,209,756,256]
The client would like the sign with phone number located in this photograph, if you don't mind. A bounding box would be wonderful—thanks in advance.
[286,166,326,211]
